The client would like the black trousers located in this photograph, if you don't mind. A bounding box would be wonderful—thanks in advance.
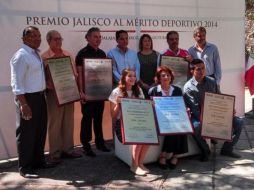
[16,92,47,171]
[80,101,105,149]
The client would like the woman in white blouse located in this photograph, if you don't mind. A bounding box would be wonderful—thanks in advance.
[109,69,149,176]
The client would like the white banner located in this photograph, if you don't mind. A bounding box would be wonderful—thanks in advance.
[0,0,245,159]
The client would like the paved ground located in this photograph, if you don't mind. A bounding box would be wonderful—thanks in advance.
[0,89,254,190]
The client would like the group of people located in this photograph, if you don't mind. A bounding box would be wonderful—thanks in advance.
[10,25,243,178]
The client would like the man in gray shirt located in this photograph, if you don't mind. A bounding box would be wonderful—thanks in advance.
[183,59,243,161]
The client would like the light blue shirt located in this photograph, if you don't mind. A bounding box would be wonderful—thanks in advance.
[10,44,46,95]
[107,47,140,82]
[188,42,221,84]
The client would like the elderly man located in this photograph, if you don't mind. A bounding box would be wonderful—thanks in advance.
[10,26,54,179]
[183,59,243,161]
[76,27,110,157]
[188,27,222,85]
[107,30,140,86]
[41,30,82,163]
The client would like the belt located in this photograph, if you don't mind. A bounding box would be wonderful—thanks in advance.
[26,91,45,96]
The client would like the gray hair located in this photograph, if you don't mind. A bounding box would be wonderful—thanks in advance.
[46,30,60,42]
[193,26,206,36]
[85,27,100,39]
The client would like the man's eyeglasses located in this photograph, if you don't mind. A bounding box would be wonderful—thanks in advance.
[51,37,63,42]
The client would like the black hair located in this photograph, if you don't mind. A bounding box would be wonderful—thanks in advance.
[190,59,204,69]
[22,26,39,37]
[85,27,100,39]
[115,30,128,40]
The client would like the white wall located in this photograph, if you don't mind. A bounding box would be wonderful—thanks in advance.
[0,0,245,160]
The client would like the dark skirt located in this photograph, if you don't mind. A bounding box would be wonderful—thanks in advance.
[162,134,188,154]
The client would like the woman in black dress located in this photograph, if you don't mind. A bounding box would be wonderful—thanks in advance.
[138,34,159,98]
[148,66,188,169]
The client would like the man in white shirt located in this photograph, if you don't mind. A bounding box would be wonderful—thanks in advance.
[10,26,54,179]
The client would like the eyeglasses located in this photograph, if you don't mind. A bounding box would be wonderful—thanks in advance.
[51,37,63,42]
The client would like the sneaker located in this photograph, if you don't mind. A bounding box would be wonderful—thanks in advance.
[220,151,241,158]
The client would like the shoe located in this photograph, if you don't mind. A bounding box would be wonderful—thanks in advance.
[140,165,150,174]
[84,149,96,157]
[20,169,39,179]
[211,139,218,145]
[130,166,147,176]
[158,157,167,170]
[61,151,82,159]
[33,161,57,169]
[167,157,178,169]
[220,151,241,158]
[47,156,62,164]
[96,145,110,152]
[199,155,209,162]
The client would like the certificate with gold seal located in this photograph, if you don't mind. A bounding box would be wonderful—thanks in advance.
[47,56,80,106]
[160,55,189,88]
[201,92,235,141]
[83,58,113,101]
[120,98,159,145]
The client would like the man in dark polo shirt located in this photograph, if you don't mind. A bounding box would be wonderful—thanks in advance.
[76,27,110,157]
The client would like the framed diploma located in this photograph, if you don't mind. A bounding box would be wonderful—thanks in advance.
[153,96,193,135]
[160,55,189,88]
[201,92,235,141]
[47,56,80,106]
[120,98,159,145]
[83,58,113,101]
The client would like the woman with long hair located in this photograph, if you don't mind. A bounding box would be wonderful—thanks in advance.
[148,66,188,169]
[138,34,159,98]
[109,69,149,176]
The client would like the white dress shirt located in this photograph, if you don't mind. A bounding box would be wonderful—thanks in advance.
[10,44,46,95]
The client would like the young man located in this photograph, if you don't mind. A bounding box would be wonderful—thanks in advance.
[107,30,140,85]
[183,59,243,161]
[76,27,110,157]
[42,30,82,163]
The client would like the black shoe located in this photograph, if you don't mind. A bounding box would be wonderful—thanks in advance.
[199,155,209,162]
[84,149,96,157]
[20,169,39,179]
[61,151,82,159]
[167,158,177,169]
[96,145,110,152]
[157,161,167,170]
[33,161,57,169]
[211,139,218,145]
[220,151,241,158]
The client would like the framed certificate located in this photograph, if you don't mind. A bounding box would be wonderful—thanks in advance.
[47,56,80,106]
[153,96,193,135]
[160,55,189,88]
[120,98,159,145]
[83,58,113,101]
[201,92,235,141]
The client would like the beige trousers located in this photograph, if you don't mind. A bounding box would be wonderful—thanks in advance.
[46,90,74,158]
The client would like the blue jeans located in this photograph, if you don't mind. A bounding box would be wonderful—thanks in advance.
[221,117,243,153]
[191,116,243,155]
